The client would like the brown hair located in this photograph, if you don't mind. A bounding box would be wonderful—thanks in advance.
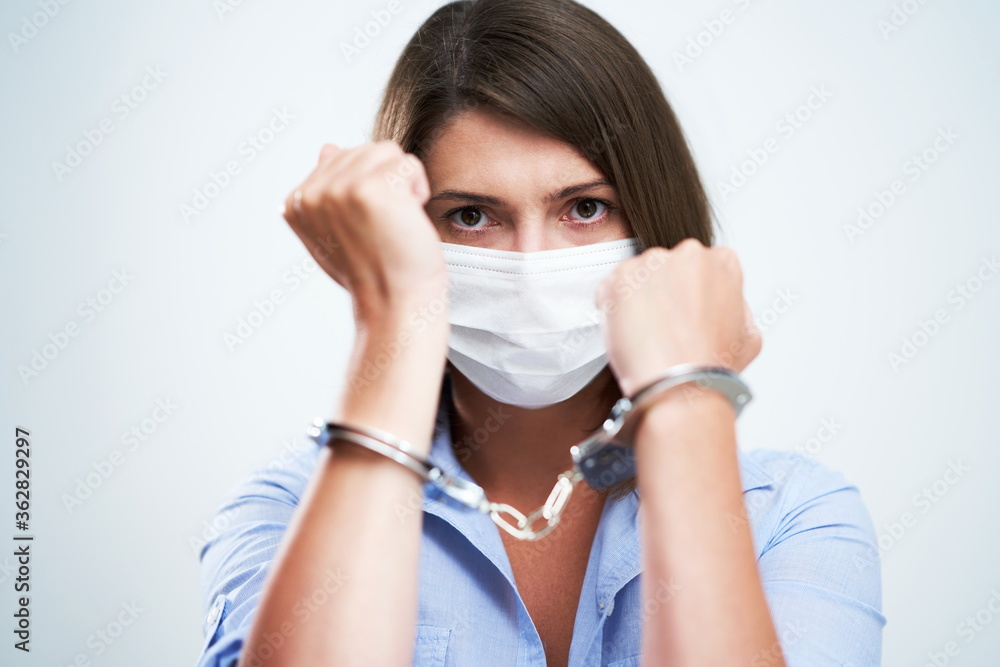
[371,0,715,500]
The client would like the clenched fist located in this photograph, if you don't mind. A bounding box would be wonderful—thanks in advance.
[595,238,762,398]
[282,141,448,329]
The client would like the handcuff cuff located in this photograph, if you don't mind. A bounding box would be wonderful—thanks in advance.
[307,363,752,542]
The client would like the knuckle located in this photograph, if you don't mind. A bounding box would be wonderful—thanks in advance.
[403,153,426,175]
[298,187,321,211]
[674,237,703,253]
[325,181,349,204]
[371,140,403,157]
[349,177,382,201]
[722,249,742,272]
[318,143,340,161]
[645,246,668,259]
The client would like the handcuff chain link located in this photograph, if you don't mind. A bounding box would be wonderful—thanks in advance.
[488,468,584,541]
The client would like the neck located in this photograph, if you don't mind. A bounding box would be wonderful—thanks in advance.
[445,362,621,508]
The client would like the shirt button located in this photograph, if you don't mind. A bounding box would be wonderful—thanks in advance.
[206,599,222,626]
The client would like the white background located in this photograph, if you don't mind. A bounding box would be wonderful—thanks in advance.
[1,0,997,665]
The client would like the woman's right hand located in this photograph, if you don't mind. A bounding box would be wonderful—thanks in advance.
[243,145,449,665]
[282,141,448,328]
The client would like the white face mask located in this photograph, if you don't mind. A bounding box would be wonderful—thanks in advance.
[441,237,643,409]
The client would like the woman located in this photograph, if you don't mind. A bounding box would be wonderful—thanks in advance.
[196,0,885,665]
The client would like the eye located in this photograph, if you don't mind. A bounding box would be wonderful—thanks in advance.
[442,207,493,236]
[570,198,607,221]
[453,207,487,228]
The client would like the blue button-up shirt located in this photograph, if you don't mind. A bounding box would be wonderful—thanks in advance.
[196,376,886,666]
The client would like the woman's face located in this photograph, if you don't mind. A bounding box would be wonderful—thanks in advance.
[421,109,632,251]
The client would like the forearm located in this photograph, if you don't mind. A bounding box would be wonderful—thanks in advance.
[242,307,448,666]
[636,389,784,667]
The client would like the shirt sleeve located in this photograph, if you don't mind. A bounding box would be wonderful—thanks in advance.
[195,444,322,667]
[755,454,886,667]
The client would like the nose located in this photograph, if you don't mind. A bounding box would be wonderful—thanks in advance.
[508,218,570,253]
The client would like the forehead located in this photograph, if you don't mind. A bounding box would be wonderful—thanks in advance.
[422,108,603,186]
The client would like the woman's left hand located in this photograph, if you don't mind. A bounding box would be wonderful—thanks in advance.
[595,238,762,398]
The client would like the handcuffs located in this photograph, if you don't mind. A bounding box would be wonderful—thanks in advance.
[308,363,751,541]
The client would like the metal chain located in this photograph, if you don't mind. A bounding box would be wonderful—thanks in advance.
[486,468,584,541]
[311,365,751,542]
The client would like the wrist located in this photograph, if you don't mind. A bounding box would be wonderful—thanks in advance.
[353,286,450,352]
[340,301,448,455]
[634,386,736,450]
[354,282,450,333]
[345,319,447,393]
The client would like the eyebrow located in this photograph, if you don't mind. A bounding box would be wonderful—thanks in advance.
[427,179,614,207]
